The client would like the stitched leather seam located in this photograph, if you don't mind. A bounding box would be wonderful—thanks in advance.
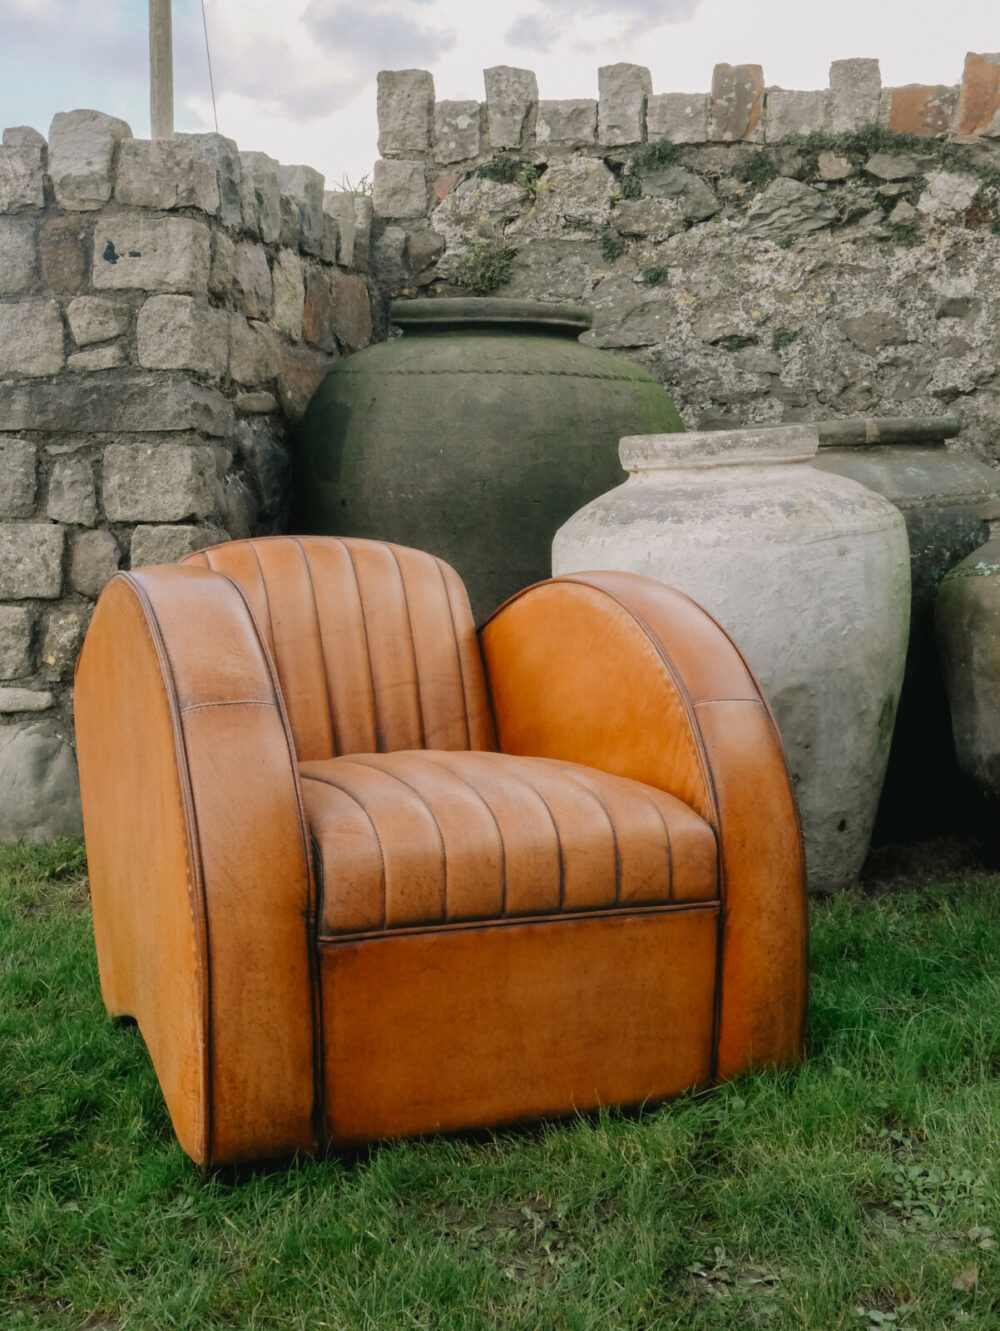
[301,771,389,931]
[246,542,278,660]
[433,555,475,751]
[121,572,213,1167]
[292,537,340,760]
[336,757,450,925]
[318,898,720,943]
[481,755,565,913]
[534,760,621,910]
[430,753,508,916]
[343,543,381,754]
[387,545,428,750]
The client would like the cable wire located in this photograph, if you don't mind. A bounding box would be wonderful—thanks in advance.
[201,0,219,132]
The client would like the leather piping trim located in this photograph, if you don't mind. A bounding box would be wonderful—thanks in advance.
[118,572,214,1167]
[300,770,389,931]
[433,554,489,750]
[482,576,725,1081]
[317,897,720,944]
[343,542,382,752]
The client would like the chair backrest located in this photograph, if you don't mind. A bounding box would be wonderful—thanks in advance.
[181,537,497,763]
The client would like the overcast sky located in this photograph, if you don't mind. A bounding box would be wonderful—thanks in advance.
[2,0,999,189]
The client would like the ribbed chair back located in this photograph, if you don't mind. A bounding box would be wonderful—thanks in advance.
[182,537,497,762]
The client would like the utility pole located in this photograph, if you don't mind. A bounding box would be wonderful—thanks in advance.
[149,0,174,139]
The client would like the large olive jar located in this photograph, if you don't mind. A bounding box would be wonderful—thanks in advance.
[811,415,1000,839]
[553,425,911,894]
[294,297,684,622]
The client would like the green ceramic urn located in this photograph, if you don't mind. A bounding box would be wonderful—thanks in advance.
[295,297,684,622]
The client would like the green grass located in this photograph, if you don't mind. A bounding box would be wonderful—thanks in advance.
[4,841,1000,1329]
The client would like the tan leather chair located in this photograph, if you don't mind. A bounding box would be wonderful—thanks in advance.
[75,536,806,1168]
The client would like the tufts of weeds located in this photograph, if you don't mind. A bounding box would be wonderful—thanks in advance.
[733,149,780,190]
[475,153,524,185]
[889,222,922,248]
[772,328,799,352]
[452,239,516,294]
[640,265,668,286]
[600,232,625,261]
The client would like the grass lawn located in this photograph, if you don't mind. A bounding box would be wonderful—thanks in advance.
[3,841,1000,1330]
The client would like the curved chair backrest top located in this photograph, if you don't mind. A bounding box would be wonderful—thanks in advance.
[181,537,497,763]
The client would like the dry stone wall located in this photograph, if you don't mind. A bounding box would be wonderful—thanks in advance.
[0,111,374,840]
[369,56,1000,454]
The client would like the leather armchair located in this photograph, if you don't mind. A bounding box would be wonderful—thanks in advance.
[75,536,806,1167]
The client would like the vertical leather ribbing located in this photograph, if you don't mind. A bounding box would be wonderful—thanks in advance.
[180,537,496,763]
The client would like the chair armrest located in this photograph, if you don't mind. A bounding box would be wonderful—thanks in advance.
[75,566,316,1167]
[479,571,807,1077]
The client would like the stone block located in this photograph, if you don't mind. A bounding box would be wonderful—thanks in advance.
[233,242,273,319]
[0,205,36,291]
[765,88,829,140]
[598,63,651,146]
[484,66,538,150]
[40,607,88,680]
[829,58,882,133]
[323,191,357,266]
[865,153,927,181]
[373,159,427,219]
[136,294,228,379]
[92,215,211,293]
[103,442,216,523]
[710,64,765,142]
[272,249,305,340]
[406,229,443,274]
[66,295,129,346]
[536,100,597,150]
[744,177,837,238]
[330,272,372,351]
[818,151,854,180]
[70,529,120,598]
[839,312,907,355]
[0,687,55,713]
[353,196,373,271]
[610,198,685,241]
[115,138,220,214]
[273,341,336,420]
[235,392,277,414]
[67,343,126,372]
[957,53,1000,135]
[240,151,281,243]
[303,268,337,351]
[917,171,981,220]
[3,375,234,437]
[639,165,719,220]
[130,523,227,568]
[234,420,291,518]
[0,606,33,679]
[279,192,302,250]
[433,100,481,162]
[39,217,87,294]
[0,301,65,377]
[229,315,279,386]
[646,93,709,144]
[214,473,256,540]
[0,721,83,842]
[0,440,37,518]
[210,228,235,298]
[48,109,132,210]
[0,130,46,212]
[378,70,435,156]
[46,457,96,525]
[888,84,958,137]
[178,132,243,227]
[279,164,327,258]
[433,172,459,200]
[0,524,64,598]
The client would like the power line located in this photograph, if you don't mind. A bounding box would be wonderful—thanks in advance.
[201,0,219,133]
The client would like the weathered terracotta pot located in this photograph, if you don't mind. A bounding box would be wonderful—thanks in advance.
[936,535,1000,805]
[552,424,911,893]
[294,297,684,622]
[812,415,1000,839]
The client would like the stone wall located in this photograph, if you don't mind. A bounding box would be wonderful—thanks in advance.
[0,110,374,840]
[369,56,1000,454]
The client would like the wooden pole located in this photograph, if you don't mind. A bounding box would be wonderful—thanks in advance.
[149,0,174,139]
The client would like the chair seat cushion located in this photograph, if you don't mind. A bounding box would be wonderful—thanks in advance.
[299,750,718,938]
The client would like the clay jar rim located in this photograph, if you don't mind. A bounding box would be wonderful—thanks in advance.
[620,424,820,472]
[389,297,593,337]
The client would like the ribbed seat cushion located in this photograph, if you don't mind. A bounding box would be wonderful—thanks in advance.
[300,750,718,938]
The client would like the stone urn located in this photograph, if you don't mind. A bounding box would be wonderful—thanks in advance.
[294,297,684,623]
[936,534,1000,811]
[812,415,1000,840]
[552,424,911,893]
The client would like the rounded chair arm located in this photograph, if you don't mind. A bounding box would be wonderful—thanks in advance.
[75,566,316,1167]
[479,570,807,1077]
